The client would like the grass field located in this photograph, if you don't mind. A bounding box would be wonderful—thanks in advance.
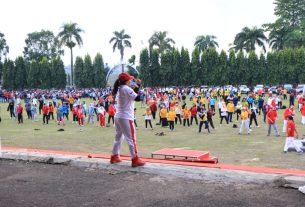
[1,97,305,170]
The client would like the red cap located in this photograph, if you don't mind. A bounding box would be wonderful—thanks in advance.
[118,72,134,82]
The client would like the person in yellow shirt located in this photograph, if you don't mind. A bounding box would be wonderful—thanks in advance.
[239,107,250,135]
[167,107,176,131]
[200,96,207,108]
[160,106,168,127]
[182,106,190,127]
[198,107,210,133]
[226,100,235,122]
[192,97,198,105]
[283,89,287,100]
[237,90,241,99]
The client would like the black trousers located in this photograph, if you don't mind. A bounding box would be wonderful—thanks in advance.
[220,116,228,124]
[175,114,182,125]
[145,120,153,128]
[17,114,23,123]
[249,116,258,127]
[151,111,156,119]
[10,109,15,118]
[227,112,233,122]
[108,116,114,124]
[26,110,32,119]
[43,114,48,124]
[208,118,214,129]
[169,121,174,130]
[49,112,54,120]
[190,116,198,125]
[183,119,190,127]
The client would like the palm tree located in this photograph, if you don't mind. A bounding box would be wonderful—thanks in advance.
[232,26,267,53]
[57,22,84,86]
[194,35,219,53]
[109,29,132,72]
[268,28,286,51]
[148,31,175,54]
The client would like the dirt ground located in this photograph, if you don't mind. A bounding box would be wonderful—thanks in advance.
[0,159,304,207]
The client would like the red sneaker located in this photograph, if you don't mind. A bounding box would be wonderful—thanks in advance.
[131,156,146,167]
[110,154,122,164]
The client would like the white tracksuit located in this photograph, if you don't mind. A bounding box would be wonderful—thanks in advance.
[112,85,138,158]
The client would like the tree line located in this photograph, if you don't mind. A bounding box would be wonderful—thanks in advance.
[1,56,66,90]
[139,47,305,87]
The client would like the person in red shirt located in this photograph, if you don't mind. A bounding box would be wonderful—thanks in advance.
[190,104,198,125]
[77,105,85,126]
[108,103,116,126]
[149,99,157,120]
[267,107,280,137]
[42,103,49,125]
[283,116,303,154]
[16,103,23,124]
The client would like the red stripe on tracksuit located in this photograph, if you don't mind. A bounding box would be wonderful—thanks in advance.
[129,120,138,156]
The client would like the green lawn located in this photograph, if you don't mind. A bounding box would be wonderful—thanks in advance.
[1,97,305,170]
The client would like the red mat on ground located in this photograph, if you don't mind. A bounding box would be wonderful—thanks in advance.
[151,148,218,163]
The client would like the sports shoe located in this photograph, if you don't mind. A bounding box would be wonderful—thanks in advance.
[297,151,304,155]
[110,154,122,164]
[131,156,146,167]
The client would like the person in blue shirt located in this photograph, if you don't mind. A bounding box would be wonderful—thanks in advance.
[258,96,264,115]
[247,96,254,108]
[62,102,69,121]
[209,97,216,112]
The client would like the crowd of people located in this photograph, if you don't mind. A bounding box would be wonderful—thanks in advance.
[1,83,305,157]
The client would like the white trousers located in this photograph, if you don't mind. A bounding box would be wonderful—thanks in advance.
[283,137,303,152]
[112,117,138,158]
[239,120,250,134]
[302,116,305,125]
[282,120,287,132]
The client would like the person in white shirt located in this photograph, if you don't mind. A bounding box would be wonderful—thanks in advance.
[110,73,145,167]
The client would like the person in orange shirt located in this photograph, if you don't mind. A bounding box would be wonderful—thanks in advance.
[42,103,49,125]
[283,116,303,154]
[167,107,176,131]
[69,96,74,111]
[182,106,190,127]
[159,106,168,127]
[48,102,54,120]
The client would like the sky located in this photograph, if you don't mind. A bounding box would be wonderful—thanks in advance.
[0,0,277,67]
